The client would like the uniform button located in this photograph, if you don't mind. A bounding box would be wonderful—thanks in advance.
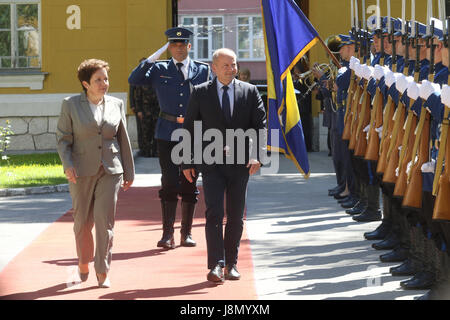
[180,93,183,96]
[181,83,184,86]
[179,104,183,107]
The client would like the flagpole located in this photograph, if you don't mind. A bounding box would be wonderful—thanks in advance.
[317,35,342,69]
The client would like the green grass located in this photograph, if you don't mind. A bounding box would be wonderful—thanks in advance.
[0,153,67,189]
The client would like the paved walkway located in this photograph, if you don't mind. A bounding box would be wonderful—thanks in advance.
[0,151,427,299]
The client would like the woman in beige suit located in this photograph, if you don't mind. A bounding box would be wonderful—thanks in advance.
[57,59,135,288]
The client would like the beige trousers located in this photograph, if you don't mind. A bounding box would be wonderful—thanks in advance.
[69,166,122,274]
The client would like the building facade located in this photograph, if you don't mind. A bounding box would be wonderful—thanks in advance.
[0,0,173,151]
[0,0,430,152]
[178,0,266,82]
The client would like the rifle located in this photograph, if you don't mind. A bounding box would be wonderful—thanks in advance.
[432,17,450,197]
[367,21,395,161]
[402,21,411,76]
[365,84,384,161]
[348,25,366,150]
[354,29,372,157]
[403,21,436,209]
[402,112,431,208]
[383,98,406,184]
[342,27,359,141]
[433,107,450,220]
[432,17,450,220]
[393,105,418,197]
[376,96,395,174]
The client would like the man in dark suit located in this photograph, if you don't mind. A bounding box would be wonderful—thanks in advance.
[182,48,266,283]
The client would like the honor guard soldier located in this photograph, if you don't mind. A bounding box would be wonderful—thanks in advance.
[128,27,212,249]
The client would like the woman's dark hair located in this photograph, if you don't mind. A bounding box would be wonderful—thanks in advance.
[77,59,110,92]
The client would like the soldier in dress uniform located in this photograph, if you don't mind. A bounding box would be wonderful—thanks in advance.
[128,27,212,249]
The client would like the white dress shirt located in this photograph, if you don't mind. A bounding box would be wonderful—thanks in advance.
[89,99,105,127]
[172,56,190,80]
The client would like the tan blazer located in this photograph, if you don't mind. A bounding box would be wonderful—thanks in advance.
[57,92,135,182]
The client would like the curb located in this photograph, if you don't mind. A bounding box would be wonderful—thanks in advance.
[0,184,70,198]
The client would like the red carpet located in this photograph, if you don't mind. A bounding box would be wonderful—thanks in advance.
[0,187,257,300]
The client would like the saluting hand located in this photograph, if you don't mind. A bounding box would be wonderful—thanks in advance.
[65,167,78,184]
[246,159,261,176]
[183,168,196,183]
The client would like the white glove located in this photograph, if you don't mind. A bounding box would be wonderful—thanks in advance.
[407,82,421,100]
[362,65,374,80]
[406,161,413,175]
[374,64,385,80]
[395,167,399,177]
[421,160,436,173]
[338,66,348,74]
[396,75,414,94]
[147,42,170,63]
[420,80,441,100]
[355,63,362,78]
[350,56,360,70]
[363,124,371,132]
[375,126,383,139]
[441,85,450,107]
[385,71,395,88]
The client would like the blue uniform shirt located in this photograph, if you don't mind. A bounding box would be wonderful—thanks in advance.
[128,58,212,141]
[335,60,351,135]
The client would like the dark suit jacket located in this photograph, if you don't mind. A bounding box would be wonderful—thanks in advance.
[182,77,266,170]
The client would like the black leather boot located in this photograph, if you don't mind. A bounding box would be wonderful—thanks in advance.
[180,201,196,247]
[345,200,367,215]
[364,220,391,240]
[157,200,177,249]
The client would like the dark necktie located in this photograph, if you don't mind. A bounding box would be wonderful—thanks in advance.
[222,85,232,123]
[176,62,185,81]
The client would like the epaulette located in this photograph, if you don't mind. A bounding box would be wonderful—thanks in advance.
[192,60,210,67]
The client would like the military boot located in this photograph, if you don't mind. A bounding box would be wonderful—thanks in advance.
[180,201,197,247]
[157,200,177,249]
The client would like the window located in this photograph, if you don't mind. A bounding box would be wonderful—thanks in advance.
[180,16,224,61]
[237,16,264,60]
[0,0,41,69]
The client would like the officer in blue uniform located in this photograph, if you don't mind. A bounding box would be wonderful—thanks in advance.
[128,27,212,249]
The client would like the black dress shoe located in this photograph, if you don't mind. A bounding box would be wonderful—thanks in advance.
[372,234,399,250]
[224,264,241,280]
[400,271,435,290]
[364,221,391,240]
[345,201,366,215]
[334,193,350,200]
[337,196,351,204]
[207,264,224,283]
[352,210,382,222]
[180,234,196,247]
[379,247,409,263]
[341,197,359,209]
[329,187,344,196]
[390,259,417,276]
[157,236,175,249]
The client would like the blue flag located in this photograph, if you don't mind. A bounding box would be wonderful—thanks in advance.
[262,0,318,177]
